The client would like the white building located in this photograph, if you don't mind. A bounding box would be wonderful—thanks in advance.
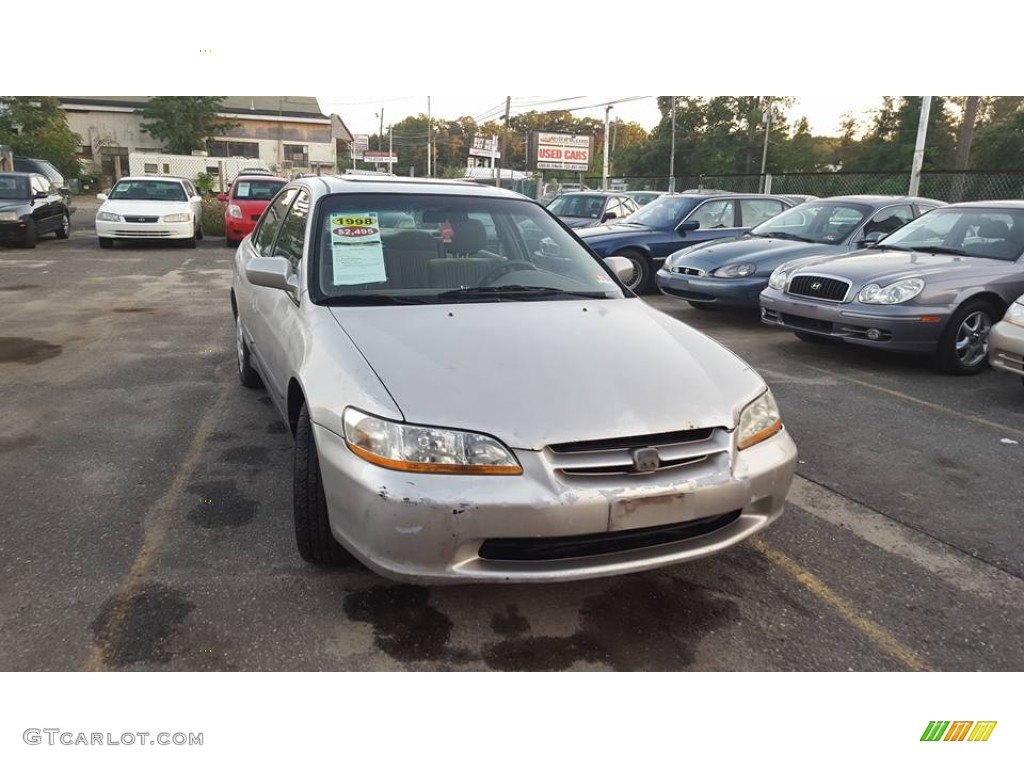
[59,96,354,185]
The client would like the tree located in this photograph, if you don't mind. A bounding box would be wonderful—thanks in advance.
[139,97,236,154]
[0,96,81,176]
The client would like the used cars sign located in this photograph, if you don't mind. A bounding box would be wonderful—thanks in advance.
[529,132,593,172]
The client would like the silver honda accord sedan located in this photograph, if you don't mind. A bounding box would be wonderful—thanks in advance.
[230,175,797,583]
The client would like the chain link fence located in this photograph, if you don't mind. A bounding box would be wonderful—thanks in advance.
[587,172,1024,203]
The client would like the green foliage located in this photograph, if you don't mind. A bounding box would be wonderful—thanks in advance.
[139,97,237,155]
[0,96,82,176]
[194,172,216,195]
[200,198,225,236]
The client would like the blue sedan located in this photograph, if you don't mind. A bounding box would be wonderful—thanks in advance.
[578,192,794,292]
[656,195,945,310]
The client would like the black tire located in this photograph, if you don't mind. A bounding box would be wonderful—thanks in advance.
[794,330,835,344]
[55,211,70,239]
[98,237,113,249]
[688,301,715,311]
[294,403,357,566]
[935,299,997,375]
[235,313,262,389]
[226,237,240,248]
[195,225,203,241]
[22,220,37,249]
[616,249,651,293]
[182,234,197,249]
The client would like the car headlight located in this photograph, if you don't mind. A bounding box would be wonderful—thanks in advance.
[227,205,243,220]
[858,278,925,304]
[0,212,18,222]
[713,262,756,279]
[96,211,123,222]
[737,389,783,450]
[342,408,522,475]
[1003,301,1024,328]
[768,268,788,290]
[162,212,193,223]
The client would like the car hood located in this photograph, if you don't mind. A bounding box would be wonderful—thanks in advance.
[672,236,846,270]
[577,222,653,241]
[558,216,601,229]
[0,201,29,213]
[329,299,764,450]
[98,200,191,215]
[789,249,1013,284]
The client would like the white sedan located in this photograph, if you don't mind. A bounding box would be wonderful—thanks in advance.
[95,176,204,248]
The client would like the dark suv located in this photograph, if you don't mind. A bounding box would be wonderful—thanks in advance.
[13,157,73,212]
[0,172,72,247]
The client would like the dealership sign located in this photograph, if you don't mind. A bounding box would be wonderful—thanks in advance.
[364,150,398,165]
[469,135,500,159]
[528,132,593,172]
[350,134,369,160]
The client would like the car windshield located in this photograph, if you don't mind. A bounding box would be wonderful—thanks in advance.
[878,206,1024,262]
[0,175,30,200]
[751,201,872,244]
[622,196,699,228]
[232,180,285,201]
[109,180,188,202]
[312,193,625,305]
[547,195,608,218]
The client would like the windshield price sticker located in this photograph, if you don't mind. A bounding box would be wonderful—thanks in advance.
[329,212,387,285]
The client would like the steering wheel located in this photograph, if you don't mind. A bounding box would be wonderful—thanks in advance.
[480,260,540,286]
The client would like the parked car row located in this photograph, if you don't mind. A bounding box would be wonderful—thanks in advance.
[650,195,1024,382]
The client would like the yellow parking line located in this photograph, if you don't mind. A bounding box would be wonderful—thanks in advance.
[81,385,230,672]
[797,362,1024,440]
[751,538,932,671]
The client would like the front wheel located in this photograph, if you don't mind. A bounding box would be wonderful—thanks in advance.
[294,403,358,566]
[616,249,650,293]
[935,299,997,375]
[55,211,71,239]
[22,220,37,248]
[98,237,113,249]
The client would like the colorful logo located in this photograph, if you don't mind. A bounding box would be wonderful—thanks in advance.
[921,721,997,742]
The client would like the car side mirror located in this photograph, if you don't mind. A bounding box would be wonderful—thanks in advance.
[677,219,700,232]
[33,190,47,199]
[217,193,228,202]
[246,256,299,296]
[190,195,203,203]
[601,211,617,222]
[859,231,884,247]
[96,193,108,201]
[603,255,635,284]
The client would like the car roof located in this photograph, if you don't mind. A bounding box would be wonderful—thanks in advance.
[117,176,190,183]
[233,174,288,183]
[290,174,528,200]
[941,200,1024,209]
[803,194,945,206]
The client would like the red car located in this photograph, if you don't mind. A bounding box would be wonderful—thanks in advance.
[220,174,288,246]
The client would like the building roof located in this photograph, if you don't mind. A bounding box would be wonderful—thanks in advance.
[59,96,329,121]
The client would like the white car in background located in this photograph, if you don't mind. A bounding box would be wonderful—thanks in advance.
[95,176,204,248]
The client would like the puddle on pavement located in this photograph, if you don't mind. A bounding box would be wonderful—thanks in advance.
[0,337,62,364]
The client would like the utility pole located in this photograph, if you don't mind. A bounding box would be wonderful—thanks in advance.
[378,108,384,151]
[759,98,773,193]
[498,96,510,188]
[668,96,676,193]
[909,97,932,197]
[388,125,392,173]
[427,96,431,178]
[602,104,613,190]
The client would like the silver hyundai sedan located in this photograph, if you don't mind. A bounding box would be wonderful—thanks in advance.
[231,175,797,583]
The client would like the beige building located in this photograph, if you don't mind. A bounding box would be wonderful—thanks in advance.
[59,96,354,184]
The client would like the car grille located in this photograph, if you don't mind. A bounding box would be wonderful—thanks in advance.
[478,510,742,561]
[781,313,833,333]
[787,275,850,302]
[109,230,177,238]
[669,266,705,276]
[124,216,159,223]
[546,427,727,477]
[251,214,261,222]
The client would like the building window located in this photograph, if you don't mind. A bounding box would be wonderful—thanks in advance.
[144,163,158,174]
[284,144,308,163]
[207,140,260,159]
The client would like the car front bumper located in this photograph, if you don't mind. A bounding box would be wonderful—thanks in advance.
[0,220,30,243]
[312,421,798,584]
[96,218,194,240]
[760,288,951,353]
[989,319,1024,379]
[657,269,766,308]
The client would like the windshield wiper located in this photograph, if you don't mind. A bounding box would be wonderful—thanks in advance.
[755,231,817,243]
[318,294,429,306]
[436,285,610,301]
[906,246,968,256]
